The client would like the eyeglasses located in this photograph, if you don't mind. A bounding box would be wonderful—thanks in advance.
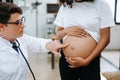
[4,16,26,25]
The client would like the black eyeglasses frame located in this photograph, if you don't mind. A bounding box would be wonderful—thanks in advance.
[3,16,26,25]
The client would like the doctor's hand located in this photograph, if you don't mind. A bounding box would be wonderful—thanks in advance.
[65,57,89,68]
[64,26,89,37]
[46,40,69,57]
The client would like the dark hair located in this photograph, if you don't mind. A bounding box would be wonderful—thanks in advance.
[0,2,22,24]
[59,0,94,8]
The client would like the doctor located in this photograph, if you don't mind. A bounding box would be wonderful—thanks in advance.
[0,2,68,80]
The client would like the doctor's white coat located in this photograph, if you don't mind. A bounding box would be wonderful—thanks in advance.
[0,34,51,80]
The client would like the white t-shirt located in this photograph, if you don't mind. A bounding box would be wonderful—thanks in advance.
[54,0,115,42]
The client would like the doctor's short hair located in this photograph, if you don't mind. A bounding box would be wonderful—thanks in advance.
[0,2,22,24]
[59,0,94,8]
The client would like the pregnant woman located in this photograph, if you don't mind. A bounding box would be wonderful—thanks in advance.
[53,0,115,80]
[63,31,97,58]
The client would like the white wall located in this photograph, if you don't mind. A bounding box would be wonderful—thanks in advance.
[105,25,120,50]
[14,0,58,37]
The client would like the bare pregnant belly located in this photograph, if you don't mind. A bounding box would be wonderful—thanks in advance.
[63,35,97,58]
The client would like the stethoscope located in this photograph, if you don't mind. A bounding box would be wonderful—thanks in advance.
[14,39,36,80]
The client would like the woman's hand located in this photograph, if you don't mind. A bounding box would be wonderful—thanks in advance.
[65,57,89,68]
[64,26,89,37]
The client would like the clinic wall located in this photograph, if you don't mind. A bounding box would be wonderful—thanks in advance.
[105,25,120,50]
[20,0,58,38]
[20,0,120,50]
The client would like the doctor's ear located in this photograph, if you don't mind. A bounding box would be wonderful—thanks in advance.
[0,23,3,27]
[0,23,4,32]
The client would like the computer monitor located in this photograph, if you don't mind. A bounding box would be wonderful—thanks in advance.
[47,4,60,13]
